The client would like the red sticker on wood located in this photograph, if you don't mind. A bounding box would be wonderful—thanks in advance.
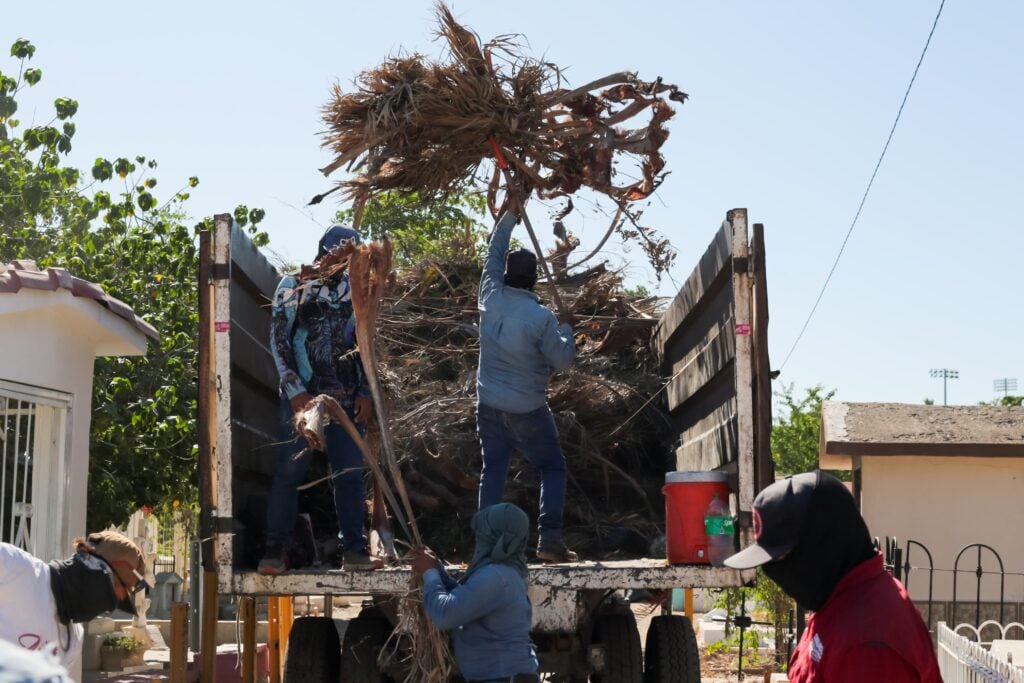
[215,322,230,333]
[735,323,751,335]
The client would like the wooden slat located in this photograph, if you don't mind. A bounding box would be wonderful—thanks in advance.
[655,220,733,353]
[212,215,236,582]
[170,602,188,683]
[268,597,281,683]
[228,279,276,386]
[240,596,256,683]
[675,400,738,471]
[197,230,217,572]
[200,570,218,683]
[666,312,736,411]
[751,223,774,494]
[231,222,280,298]
[729,209,757,517]
[230,330,278,394]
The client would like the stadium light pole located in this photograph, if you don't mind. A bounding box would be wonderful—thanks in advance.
[993,378,1017,398]
[930,368,959,406]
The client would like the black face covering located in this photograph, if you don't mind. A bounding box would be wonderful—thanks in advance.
[49,551,119,624]
[504,249,538,290]
[761,475,876,611]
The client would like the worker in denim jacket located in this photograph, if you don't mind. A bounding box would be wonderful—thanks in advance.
[476,197,577,563]
[411,504,539,683]
[259,224,379,574]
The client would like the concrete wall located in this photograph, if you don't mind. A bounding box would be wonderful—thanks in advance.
[859,455,1024,603]
[0,290,147,559]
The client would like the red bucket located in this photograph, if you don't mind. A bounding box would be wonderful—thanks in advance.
[663,471,730,565]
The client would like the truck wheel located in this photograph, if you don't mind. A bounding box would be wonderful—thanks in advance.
[643,615,700,683]
[591,612,643,683]
[283,616,341,683]
[341,607,394,683]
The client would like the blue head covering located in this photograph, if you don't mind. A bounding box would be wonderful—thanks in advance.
[317,224,362,260]
[462,503,530,583]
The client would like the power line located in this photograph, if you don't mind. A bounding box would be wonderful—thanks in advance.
[779,0,948,371]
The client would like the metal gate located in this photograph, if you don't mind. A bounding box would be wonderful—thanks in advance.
[0,378,72,561]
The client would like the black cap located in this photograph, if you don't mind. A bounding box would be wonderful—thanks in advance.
[724,471,818,569]
[504,248,538,289]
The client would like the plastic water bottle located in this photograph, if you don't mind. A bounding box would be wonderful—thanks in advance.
[704,493,735,567]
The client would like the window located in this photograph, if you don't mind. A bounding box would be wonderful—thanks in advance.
[0,379,72,561]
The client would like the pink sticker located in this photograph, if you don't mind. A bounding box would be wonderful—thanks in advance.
[215,322,230,333]
[736,323,751,335]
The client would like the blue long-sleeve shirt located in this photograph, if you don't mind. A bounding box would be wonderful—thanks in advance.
[422,564,538,680]
[269,272,369,405]
[477,213,575,413]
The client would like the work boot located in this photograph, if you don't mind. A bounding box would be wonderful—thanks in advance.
[536,539,578,563]
[342,549,384,571]
[257,543,289,575]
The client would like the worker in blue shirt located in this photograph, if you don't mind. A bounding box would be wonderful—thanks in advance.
[476,198,577,562]
[411,503,539,683]
[259,224,379,574]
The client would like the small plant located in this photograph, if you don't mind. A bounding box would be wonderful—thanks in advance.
[103,634,142,654]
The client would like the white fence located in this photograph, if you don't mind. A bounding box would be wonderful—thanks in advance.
[938,622,1024,683]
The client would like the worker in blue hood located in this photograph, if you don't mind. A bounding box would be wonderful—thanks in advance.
[411,504,539,683]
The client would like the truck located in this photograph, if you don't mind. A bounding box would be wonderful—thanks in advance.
[196,207,773,682]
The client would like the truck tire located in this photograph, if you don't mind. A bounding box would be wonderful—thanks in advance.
[643,615,700,683]
[591,612,643,683]
[341,607,394,683]
[283,616,341,683]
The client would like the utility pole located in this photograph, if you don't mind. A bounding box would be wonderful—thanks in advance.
[930,368,959,406]
[993,378,1017,398]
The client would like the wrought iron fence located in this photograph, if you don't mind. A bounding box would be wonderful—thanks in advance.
[880,537,1024,632]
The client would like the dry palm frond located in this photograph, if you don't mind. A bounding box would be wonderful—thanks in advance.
[319,3,686,211]
[379,579,453,683]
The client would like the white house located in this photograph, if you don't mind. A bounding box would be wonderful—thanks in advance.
[0,260,158,562]
[819,401,1024,625]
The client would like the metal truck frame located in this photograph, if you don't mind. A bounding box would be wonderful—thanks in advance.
[197,208,772,682]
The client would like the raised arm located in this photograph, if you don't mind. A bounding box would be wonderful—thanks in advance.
[479,212,518,305]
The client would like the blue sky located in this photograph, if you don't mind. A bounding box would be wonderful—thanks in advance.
[6,1,1022,406]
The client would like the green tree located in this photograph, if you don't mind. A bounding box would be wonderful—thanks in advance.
[0,40,266,528]
[979,395,1023,407]
[771,384,836,475]
[333,188,488,265]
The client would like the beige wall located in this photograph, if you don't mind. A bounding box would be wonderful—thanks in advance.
[0,290,147,559]
[860,455,1024,602]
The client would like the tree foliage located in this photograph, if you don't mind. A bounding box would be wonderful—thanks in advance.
[333,189,488,266]
[771,384,835,476]
[0,40,266,528]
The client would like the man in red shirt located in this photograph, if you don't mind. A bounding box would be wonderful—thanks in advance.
[724,471,942,682]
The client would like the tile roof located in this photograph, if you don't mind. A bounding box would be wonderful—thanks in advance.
[0,260,160,341]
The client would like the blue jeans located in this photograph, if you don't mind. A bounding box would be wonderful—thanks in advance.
[477,403,566,543]
[266,399,368,553]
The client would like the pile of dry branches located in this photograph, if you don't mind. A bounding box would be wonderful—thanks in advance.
[373,253,672,561]
[318,3,686,215]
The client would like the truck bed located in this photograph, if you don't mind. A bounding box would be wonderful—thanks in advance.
[228,559,755,595]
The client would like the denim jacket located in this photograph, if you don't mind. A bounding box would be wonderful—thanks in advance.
[477,213,575,414]
[423,564,538,680]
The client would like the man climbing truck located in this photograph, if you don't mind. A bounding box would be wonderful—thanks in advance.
[198,207,772,682]
[476,200,578,564]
